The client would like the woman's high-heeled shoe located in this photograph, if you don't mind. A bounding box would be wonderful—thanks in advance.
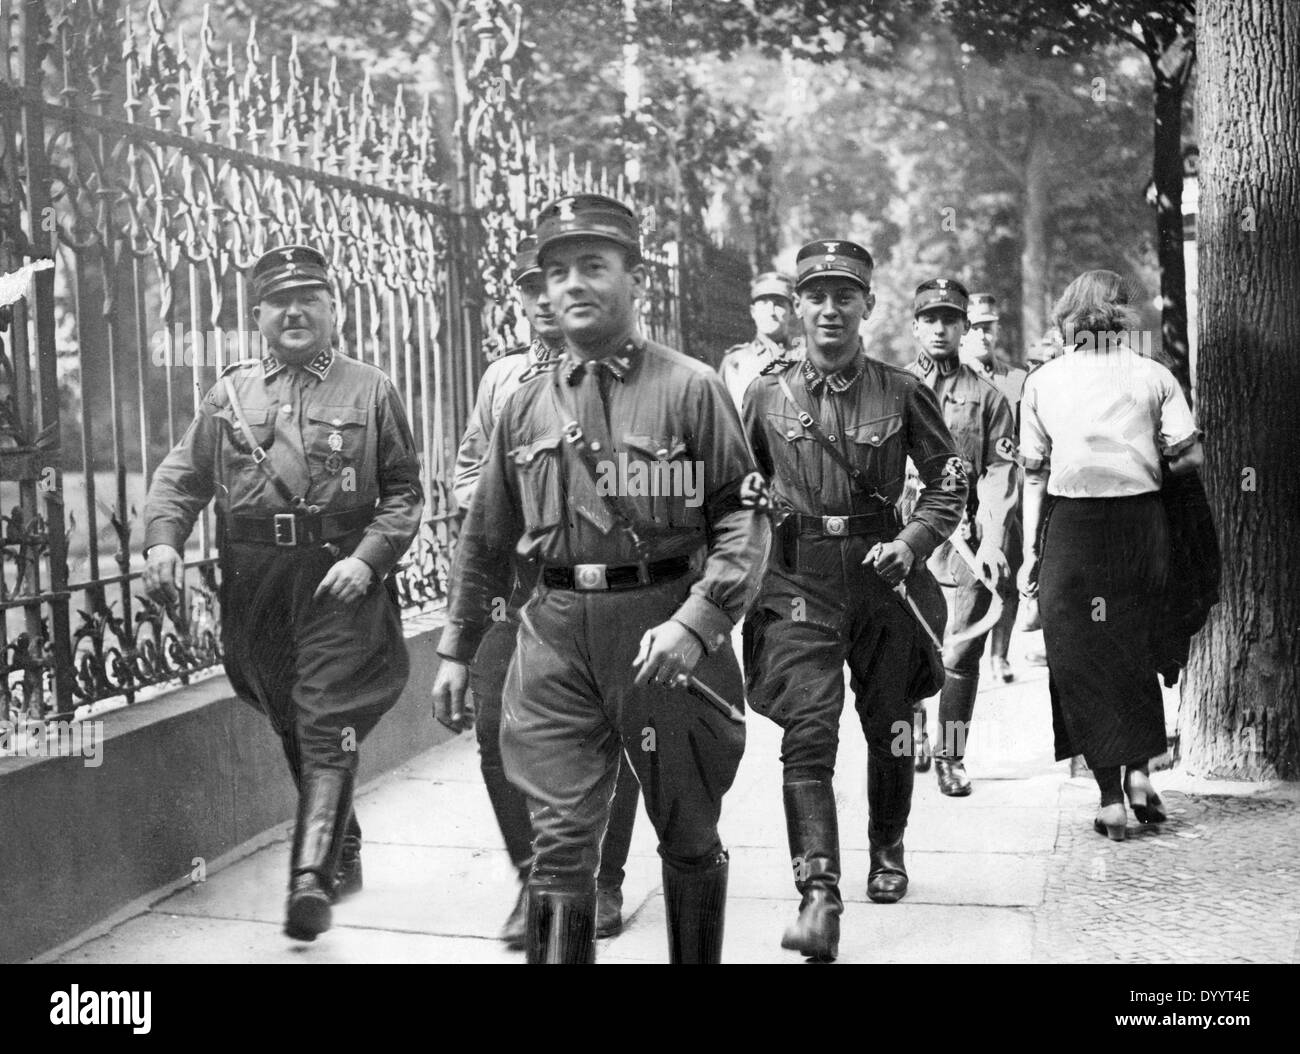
[1124,770,1168,824]
[1093,803,1127,841]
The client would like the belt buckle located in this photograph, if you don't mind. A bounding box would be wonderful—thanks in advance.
[273,513,298,547]
[573,564,607,590]
[824,515,847,536]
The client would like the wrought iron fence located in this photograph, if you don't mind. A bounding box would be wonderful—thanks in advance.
[0,0,697,724]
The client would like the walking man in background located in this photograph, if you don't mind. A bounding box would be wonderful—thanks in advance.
[718,271,804,410]
[908,278,1018,796]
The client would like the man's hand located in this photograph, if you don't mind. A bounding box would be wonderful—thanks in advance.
[431,659,474,732]
[633,620,705,689]
[864,540,915,588]
[143,544,183,607]
[312,555,374,604]
[1018,554,1040,600]
[975,542,1009,588]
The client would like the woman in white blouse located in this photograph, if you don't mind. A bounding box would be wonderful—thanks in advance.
[1018,271,1203,841]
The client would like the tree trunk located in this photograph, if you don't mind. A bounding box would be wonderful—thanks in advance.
[1183,0,1300,779]
[1020,94,1050,347]
[1150,49,1191,386]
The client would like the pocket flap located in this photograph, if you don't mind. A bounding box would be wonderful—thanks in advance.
[622,434,688,460]
[306,405,368,427]
[218,406,271,427]
[766,411,812,443]
[845,414,902,447]
[510,434,563,465]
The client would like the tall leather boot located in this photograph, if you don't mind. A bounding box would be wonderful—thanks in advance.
[597,758,640,938]
[285,767,354,941]
[935,670,978,796]
[779,781,842,962]
[525,886,597,964]
[866,746,913,904]
[334,810,363,901]
[663,852,729,964]
[501,866,530,951]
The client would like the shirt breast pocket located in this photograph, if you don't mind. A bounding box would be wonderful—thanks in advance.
[510,434,565,530]
[622,434,698,528]
[843,412,904,495]
[766,410,820,481]
[943,394,982,458]
[305,404,367,471]
[216,405,275,457]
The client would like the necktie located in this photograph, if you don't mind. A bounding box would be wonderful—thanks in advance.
[565,360,618,533]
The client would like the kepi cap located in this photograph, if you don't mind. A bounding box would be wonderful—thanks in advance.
[913,276,969,316]
[968,293,998,324]
[512,236,541,284]
[536,194,641,262]
[250,245,330,302]
[794,240,874,291]
[750,272,795,303]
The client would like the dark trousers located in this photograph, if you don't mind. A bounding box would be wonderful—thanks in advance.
[743,540,921,806]
[221,541,409,773]
[501,577,746,894]
[943,548,996,676]
[472,615,640,884]
[988,516,1023,662]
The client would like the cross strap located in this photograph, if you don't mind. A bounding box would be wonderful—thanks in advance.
[222,375,306,509]
[775,371,876,496]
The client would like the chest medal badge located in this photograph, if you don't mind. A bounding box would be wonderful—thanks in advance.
[325,430,344,474]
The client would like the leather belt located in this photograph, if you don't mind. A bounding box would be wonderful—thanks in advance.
[794,509,899,537]
[541,556,692,592]
[226,506,374,548]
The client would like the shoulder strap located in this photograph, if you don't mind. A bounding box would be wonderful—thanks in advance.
[775,372,875,495]
[222,375,304,509]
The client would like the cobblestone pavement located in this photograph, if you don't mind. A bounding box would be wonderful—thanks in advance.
[1032,782,1300,964]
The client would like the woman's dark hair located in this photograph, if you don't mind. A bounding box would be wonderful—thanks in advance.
[1051,270,1143,349]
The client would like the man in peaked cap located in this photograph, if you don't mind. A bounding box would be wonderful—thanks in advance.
[451,235,641,949]
[717,271,804,410]
[961,292,1029,683]
[143,244,424,942]
[432,193,768,963]
[741,239,965,960]
[907,277,1018,797]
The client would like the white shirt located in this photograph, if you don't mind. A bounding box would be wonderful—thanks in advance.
[1019,344,1198,497]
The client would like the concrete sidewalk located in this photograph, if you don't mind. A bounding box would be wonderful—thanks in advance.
[48,645,1300,964]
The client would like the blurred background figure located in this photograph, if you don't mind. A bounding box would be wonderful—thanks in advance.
[718,271,804,410]
[1018,270,1202,842]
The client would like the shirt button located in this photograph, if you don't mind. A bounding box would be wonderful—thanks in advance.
[827,434,837,442]
[870,434,880,443]
[656,448,669,459]
[590,441,602,453]
[282,404,292,414]
[332,418,342,427]
[786,429,798,439]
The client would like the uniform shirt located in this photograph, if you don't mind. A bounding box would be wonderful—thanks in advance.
[1019,343,1199,497]
[439,337,770,664]
[974,356,1028,412]
[453,338,560,509]
[743,350,967,562]
[144,348,424,577]
[907,351,1019,553]
[717,334,805,411]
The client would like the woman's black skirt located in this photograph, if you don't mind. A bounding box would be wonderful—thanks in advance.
[1039,492,1169,768]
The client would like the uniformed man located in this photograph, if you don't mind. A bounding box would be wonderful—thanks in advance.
[742,240,966,962]
[452,236,640,948]
[431,194,769,964]
[143,245,424,941]
[717,271,804,410]
[907,278,1018,796]
[962,293,1028,683]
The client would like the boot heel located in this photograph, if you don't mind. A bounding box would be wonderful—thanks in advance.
[1093,804,1127,841]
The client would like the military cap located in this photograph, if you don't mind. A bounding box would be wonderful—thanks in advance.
[969,293,999,324]
[535,194,641,262]
[794,240,874,291]
[750,271,795,303]
[913,276,969,316]
[512,236,541,284]
[250,245,330,302]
